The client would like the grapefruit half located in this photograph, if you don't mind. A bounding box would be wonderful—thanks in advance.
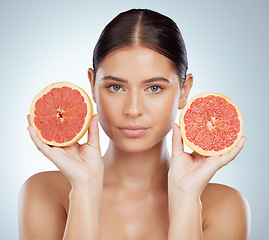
[179,92,243,156]
[30,82,93,147]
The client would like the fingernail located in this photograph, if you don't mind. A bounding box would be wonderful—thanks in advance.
[96,114,100,122]
[171,123,175,132]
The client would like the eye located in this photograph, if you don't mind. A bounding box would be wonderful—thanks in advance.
[106,84,124,92]
[147,85,163,93]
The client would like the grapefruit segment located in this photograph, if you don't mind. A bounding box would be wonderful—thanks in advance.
[30,82,93,147]
[179,92,243,156]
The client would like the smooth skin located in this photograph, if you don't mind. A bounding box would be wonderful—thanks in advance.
[19,46,250,240]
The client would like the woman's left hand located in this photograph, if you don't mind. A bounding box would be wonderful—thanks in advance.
[168,123,247,198]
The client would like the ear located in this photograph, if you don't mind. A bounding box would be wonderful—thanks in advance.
[178,73,193,109]
[88,68,96,102]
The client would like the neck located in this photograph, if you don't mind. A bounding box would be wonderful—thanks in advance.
[102,138,170,191]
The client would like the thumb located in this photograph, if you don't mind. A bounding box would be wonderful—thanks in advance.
[86,114,100,151]
[171,123,184,159]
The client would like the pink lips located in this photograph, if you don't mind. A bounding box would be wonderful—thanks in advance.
[119,125,149,137]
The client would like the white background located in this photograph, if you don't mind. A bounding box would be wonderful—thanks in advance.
[1,0,268,239]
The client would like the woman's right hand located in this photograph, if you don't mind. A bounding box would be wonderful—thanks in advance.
[27,114,104,189]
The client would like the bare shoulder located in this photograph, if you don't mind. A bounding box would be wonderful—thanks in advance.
[22,170,70,189]
[19,171,71,207]
[201,183,251,240]
[18,171,71,240]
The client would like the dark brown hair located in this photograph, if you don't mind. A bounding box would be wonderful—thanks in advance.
[93,9,188,88]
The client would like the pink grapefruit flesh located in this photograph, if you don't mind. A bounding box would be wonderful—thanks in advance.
[30,82,93,147]
[179,92,243,156]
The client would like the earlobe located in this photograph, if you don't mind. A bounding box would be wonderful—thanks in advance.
[88,68,96,103]
[178,73,193,109]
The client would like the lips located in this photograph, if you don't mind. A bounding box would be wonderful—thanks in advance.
[118,125,149,137]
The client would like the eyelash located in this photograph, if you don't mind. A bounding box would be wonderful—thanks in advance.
[106,84,124,92]
[106,84,164,94]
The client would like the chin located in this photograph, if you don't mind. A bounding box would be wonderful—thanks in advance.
[115,140,150,153]
[113,136,165,153]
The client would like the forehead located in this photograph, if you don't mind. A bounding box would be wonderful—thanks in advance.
[95,46,179,83]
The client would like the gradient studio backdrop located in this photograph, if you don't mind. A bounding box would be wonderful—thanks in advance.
[1,0,268,239]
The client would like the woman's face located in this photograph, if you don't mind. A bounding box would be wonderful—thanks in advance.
[90,46,186,152]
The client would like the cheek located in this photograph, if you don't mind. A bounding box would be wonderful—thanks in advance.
[148,94,179,125]
[96,92,122,133]
[97,95,112,123]
[144,94,179,143]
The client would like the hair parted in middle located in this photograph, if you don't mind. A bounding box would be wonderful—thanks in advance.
[93,8,188,88]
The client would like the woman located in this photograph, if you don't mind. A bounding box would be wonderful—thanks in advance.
[19,9,250,240]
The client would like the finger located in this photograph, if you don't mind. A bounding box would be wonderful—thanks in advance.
[86,114,100,151]
[219,136,247,167]
[27,124,53,159]
[27,114,31,125]
[171,123,184,159]
[191,151,205,159]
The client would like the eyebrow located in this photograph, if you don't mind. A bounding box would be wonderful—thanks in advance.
[101,75,171,84]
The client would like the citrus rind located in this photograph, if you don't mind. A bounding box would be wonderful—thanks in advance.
[179,92,243,156]
[30,82,93,147]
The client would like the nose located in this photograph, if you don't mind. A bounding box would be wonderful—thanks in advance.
[123,89,143,117]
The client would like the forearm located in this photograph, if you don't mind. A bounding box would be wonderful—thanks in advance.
[168,189,203,240]
[63,180,103,240]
